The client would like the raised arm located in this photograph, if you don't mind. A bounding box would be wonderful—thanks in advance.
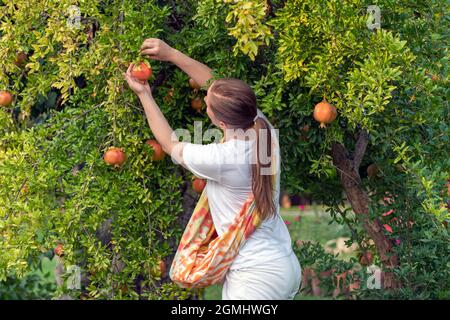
[140,38,213,88]
[124,64,184,165]
[128,38,215,165]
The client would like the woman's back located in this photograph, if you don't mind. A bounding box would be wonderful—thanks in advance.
[182,110,294,270]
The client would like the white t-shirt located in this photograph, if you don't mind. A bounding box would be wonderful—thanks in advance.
[181,109,294,270]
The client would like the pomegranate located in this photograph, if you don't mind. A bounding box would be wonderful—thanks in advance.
[367,163,379,178]
[146,139,165,161]
[103,147,127,167]
[14,51,27,66]
[192,178,206,193]
[0,91,13,106]
[130,62,152,81]
[54,244,64,257]
[313,100,337,128]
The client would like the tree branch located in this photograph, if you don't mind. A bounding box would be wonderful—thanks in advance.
[265,0,276,18]
[331,142,353,174]
[150,65,175,93]
[352,130,369,169]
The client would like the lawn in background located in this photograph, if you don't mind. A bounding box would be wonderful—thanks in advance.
[0,256,56,300]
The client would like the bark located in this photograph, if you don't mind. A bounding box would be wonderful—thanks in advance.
[331,130,401,289]
[150,65,176,94]
[265,0,276,18]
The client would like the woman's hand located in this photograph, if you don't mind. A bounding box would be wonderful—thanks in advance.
[140,38,175,62]
[124,64,151,97]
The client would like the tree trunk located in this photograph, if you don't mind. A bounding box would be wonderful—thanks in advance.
[331,131,401,289]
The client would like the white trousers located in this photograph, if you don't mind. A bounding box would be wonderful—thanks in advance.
[222,251,301,300]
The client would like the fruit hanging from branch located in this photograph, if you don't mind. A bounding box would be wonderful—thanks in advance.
[54,244,64,257]
[103,147,127,168]
[313,100,337,128]
[14,51,28,67]
[130,62,152,81]
[367,163,380,178]
[0,90,13,107]
[146,139,165,161]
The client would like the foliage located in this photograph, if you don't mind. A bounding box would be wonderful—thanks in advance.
[0,255,56,300]
[0,0,448,299]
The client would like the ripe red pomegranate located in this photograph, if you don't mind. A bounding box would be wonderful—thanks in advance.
[130,62,152,81]
[146,139,165,161]
[103,147,127,167]
[0,91,13,107]
[313,100,337,128]
[54,244,64,257]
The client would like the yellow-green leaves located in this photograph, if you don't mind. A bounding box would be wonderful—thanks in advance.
[224,0,273,60]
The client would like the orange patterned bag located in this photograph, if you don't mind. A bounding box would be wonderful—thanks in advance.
[169,189,262,288]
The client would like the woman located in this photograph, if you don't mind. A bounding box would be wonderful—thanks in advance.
[124,38,301,300]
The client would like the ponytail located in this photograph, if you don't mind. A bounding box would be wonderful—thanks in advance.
[207,78,277,221]
[252,117,276,221]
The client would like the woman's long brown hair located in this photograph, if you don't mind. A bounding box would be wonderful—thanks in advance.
[208,78,276,221]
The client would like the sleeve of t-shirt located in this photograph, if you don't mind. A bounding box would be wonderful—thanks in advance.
[182,142,223,182]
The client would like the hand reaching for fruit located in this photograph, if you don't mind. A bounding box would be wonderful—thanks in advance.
[124,63,151,97]
[140,38,175,61]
